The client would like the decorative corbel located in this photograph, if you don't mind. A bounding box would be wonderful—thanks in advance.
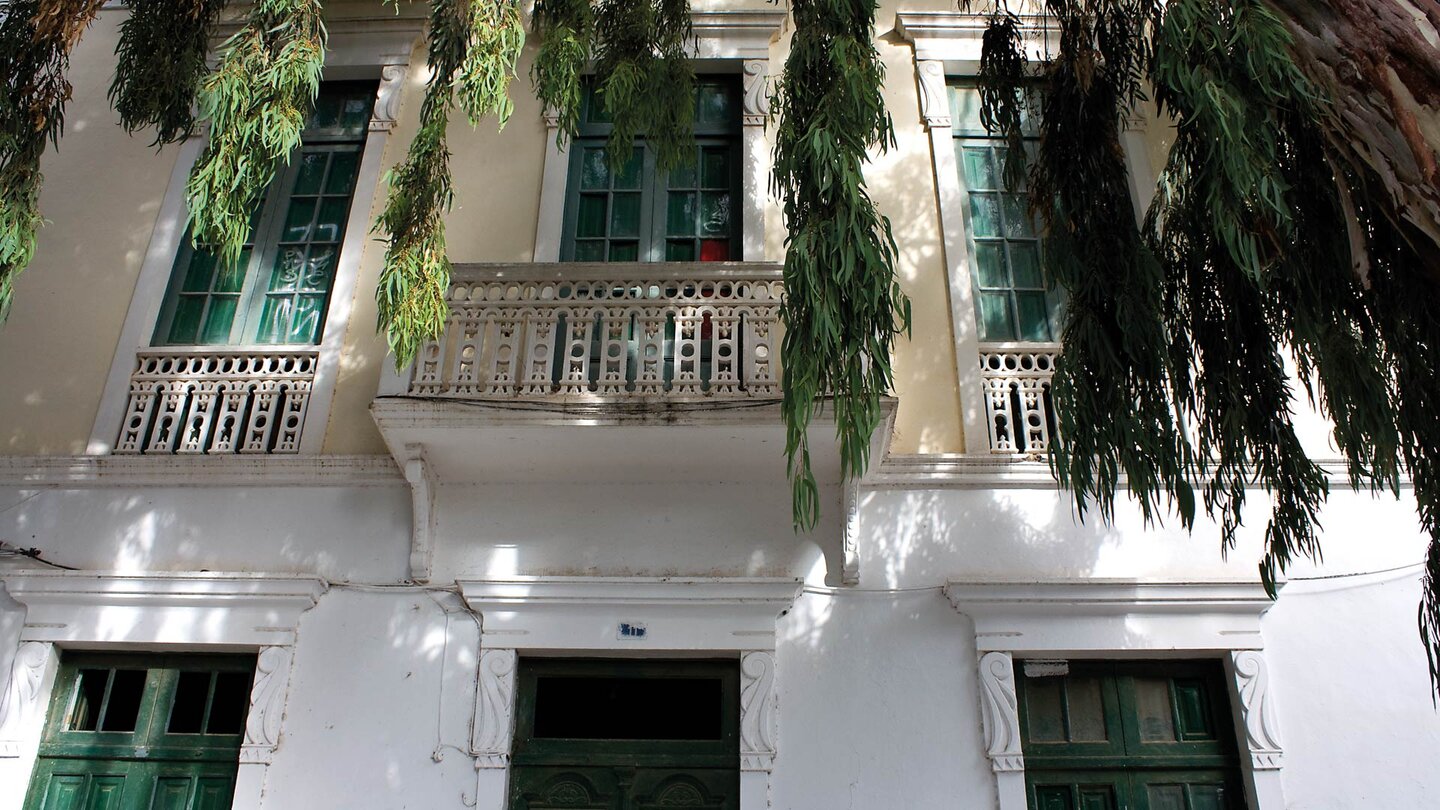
[841,478,861,586]
[473,649,518,769]
[917,60,951,131]
[0,642,53,758]
[739,651,777,772]
[742,60,770,127]
[404,444,437,583]
[978,651,1024,772]
[1231,650,1284,770]
[241,646,295,764]
[369,64,409,132]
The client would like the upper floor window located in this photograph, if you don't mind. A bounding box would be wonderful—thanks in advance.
[561,79,742,263]
[1018,660,1244,810]
[949,83,1060,343]
[153,81,376,347]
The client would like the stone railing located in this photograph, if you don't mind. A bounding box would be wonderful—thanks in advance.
[405,263,783,402]
[978,342,1060,454]
[114,349,318,454]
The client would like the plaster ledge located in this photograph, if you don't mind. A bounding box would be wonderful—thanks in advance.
[0,454,404,488]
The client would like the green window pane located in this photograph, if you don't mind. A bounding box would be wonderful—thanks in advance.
[325,150,360,195]
[310,93,341,130]
[576,195,608,238]
[256,298,290,344]
[166,297,204,344]
[701,148,729,188]
[608,241,639,261]
[668,192,696,236]
[1015,291,1052,342]
[610,193,641,238]
[670,158,697,188]
[288,295,327,343]
[1010,242,1044,289]
[581,149,610,190]
[1174,680,1214,740]
[700,192,730,237]
[1025,678,1065,742]
[666,240,696,261]
[281,198,317,242]
[1004,194,1034,237]
[973,242,1008,288]
[614,148,644,190]
[1145,784,1186,810]
[1065,676,1107,741]
[962,147,997,189]
[948,87,985,132]
[697,84,732,124]
[215,251,250,292]
[573,241,605,261]
[199,297,238,344]
[268,249,305,292]
[977,291,1015,341]
[179,252,217,293]
[970,193,1001,237]
[1135,677,1178,742]
[314,197,349,243]
[300,247,337,291]
[293,153,327,195]
[70,669,108,730]
[339,97,371,134]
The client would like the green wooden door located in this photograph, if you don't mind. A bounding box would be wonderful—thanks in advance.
[509,659,740,810]
[1018,661,1246,810]
[24,654,255,810]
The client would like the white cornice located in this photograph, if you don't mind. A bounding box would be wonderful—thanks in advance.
[0,455,404,488]
[894,10,1055,63]
[690,10,787,60]
[945,579,1279,653]
[460,576,802,651]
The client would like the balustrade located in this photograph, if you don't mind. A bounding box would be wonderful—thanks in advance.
[114,349,317,454]
[405,263,783,402]
[978,343,1059,454]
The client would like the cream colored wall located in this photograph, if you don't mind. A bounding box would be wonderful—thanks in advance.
[0,11,183,454]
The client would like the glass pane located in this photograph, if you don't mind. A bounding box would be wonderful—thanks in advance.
[301,247,336,291]
[168,671,211,734]
[339,97,371,134]
[1016,292,1052,342]
[167,297,204,344]
[701,148,729,188]
[70,669,108,731]
[581,149,609,189]
[670,158,696,188]
[608,241,639,262]
[310,93,341,130]
[1065,676,1107,741]
[288,295,327,344]
[282,198,317,242]
[1004,194,1034,237]
[970,193,1001,237]
[293,153,327,195]
[325,150,360,195]
[573,241,605,261]
[666,240,696,261]
[977,292,1014,342]
[1135,677,1178,742]
[269,249,306,292]
[962,147,997,189]
[1011,242,1044,289]
[610,193,641,238]
[948,87,985,132]
[213,259,247,293]
[1145,785,1186,810]
[99,669,145,732]
[1024,678,1065,742]
[973,242,1008,288]
[700,192,730,237]
[1189,785,1227,810]
[257,297,291,344]
[314,197,348,242]
[180,253,217,293]
[199,297,238,344]
[697,84,732,124]
[207,672,252,734]
[614,148,643,190]
[699,239,729,262]
[576,195,608,238]
[668,192,696,236]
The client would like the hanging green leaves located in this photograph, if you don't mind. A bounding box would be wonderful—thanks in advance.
[110,0,227,145]
[375,0,525,369]
[533,0,694,173]
[0,0,104,321]
[184,0,326,270]
[772,0,910,530]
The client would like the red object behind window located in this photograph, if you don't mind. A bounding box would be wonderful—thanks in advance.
[699,240,729,262]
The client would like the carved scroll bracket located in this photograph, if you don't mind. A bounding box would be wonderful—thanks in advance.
[739,650,777,772]
[917,60,951,131]
[370,64,409,132]
[841,479,861,586]
[473,648,518,769]
[0,641,54,758]
[742,60,770,127]
[241,645,295,765]
[405,444,437,583]
[1231,650,1284,771]
[978,651,1024,773]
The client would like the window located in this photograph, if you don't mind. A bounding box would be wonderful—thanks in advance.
[1017,660,1245,810]
[25,653,256,810]
[509,659,740,809]
[153,82,375,347]
[562,79,742,263]
[949,83,1060,343]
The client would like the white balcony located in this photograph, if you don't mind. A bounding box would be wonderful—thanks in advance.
[979,342,1059,455]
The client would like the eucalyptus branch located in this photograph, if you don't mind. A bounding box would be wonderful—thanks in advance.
[110,0,227,145]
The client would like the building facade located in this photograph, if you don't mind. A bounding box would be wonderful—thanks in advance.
[0,3,1436,809]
